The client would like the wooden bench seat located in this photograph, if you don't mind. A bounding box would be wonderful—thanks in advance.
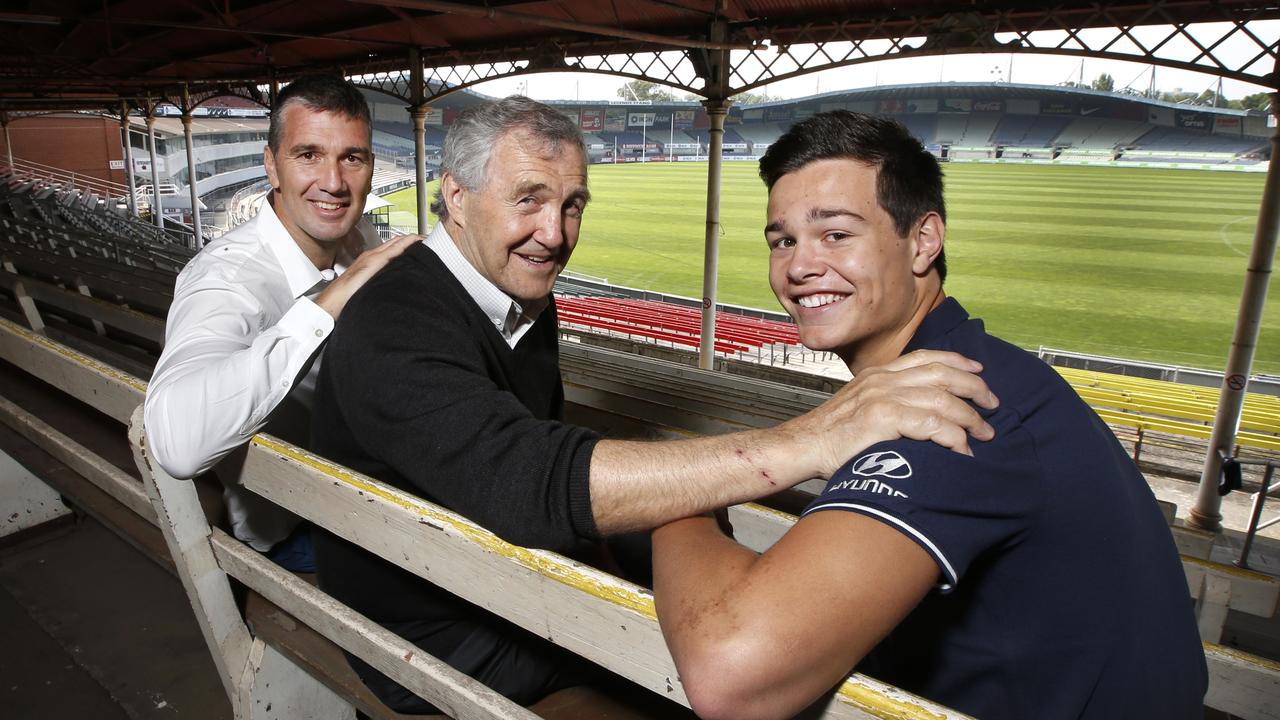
[1092,406,1280,453]
[244,589,698,720]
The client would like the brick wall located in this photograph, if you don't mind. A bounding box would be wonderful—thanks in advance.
[2,114,126,185]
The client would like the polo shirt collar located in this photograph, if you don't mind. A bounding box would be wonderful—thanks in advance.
[903,296,969,354]
[258,198,350,299]
[425,222,548,342]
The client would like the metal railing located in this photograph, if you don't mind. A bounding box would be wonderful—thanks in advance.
[1037,346,1280,396]
[1,156,132,207]
[1226,453,1280,569]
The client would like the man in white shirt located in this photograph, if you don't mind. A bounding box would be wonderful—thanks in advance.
[144,74,419,569]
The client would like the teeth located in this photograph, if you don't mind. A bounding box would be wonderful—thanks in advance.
[314,201,341,210]
[521,255,549,264]
[797,293,844,309]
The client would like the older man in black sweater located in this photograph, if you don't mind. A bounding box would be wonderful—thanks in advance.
[311,96,999,713]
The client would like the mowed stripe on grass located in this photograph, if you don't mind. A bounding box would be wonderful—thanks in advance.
[387,162,1278,374]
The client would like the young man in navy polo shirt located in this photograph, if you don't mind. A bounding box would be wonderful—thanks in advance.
[652,111,1206,719]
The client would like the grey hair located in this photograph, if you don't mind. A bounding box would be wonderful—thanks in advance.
[431,95,586,221]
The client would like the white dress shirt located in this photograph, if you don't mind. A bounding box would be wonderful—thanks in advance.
[145,200,356,551]
[424,222,548,348]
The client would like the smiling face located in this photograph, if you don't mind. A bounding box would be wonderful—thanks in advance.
[442,129,589,304]
[263,104,373,266]
[765,157,943,371]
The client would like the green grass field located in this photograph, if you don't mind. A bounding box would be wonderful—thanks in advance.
[386,162,1279,374]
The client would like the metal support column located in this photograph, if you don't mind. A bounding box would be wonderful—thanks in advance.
[699,98,730,369]
[411,106,429,234]
[145,100,164,229]
[1189,92,1280,531]
[409,48,429,234]
[181,87,203,249]
[1,112,12,170]
[120,102,139,218]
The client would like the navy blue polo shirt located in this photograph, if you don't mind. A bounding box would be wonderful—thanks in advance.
[804,298,1206,719]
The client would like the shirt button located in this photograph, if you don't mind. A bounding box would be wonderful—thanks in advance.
[315,329,323,337]
[281,380,289,388]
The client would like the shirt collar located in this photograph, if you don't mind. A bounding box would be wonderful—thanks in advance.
[257,199,350,299]
[902,296,970,355]
[425,222,549,342]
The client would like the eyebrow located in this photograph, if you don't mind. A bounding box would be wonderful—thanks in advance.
[764,207,864,235]
[808,207,865,223]
[288,143,370,156]
[513,181,592,205]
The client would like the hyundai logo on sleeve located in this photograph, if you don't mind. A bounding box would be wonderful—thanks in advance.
[829,449,913,498]
[850,450,913,479]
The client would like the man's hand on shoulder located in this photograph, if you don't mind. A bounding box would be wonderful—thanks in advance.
[315,233,422,319]
[787,350,1000,480]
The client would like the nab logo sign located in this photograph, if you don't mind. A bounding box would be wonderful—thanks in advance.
[850,451,913,479]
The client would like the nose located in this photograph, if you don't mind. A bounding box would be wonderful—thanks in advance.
[786,238,825,283]
[317,157,345,196]
[533,205,564,247]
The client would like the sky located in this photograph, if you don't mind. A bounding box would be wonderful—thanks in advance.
[468,22,1277,105]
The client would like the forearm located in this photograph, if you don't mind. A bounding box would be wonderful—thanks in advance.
[652,518,834,720]
[653,512,938,720]
[588,421,814,535]
[589,351,999,534]
[653,516,757,650]
[146,297,330,478]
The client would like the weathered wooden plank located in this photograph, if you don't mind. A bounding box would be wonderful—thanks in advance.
[1183,555,1280,619]
[1197,574,1232,644]
[727,502,791,553]
[0,316,145,423]
[243,591,420,720]
[0,269,165,343]
[1171,524,1216,560]
[1204,643,1280,720]
[237,636,356,720]
[129,405,253,700]
[0,410,171,571]
[11,279,45,333]
[212,528,536,720]
[0,393,152,521]
[0,239,177,298]
[559,342,824,435]
[0,446,71,538]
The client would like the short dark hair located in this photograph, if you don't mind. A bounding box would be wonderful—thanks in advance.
[268,74,372,153]
[759,111,947,283]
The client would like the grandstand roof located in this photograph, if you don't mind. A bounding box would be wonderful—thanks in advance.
[2,1,1276,112]
[758,82,1262,118]
[125,116,269,138]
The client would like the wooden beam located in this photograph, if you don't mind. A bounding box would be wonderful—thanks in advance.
[0,317,145,423]
[211,527,537,720]
[1203,643,1280,720]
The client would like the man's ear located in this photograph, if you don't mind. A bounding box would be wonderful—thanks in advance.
[440,172,467,228]
[911,212,945,277]
[263,146,279,190]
